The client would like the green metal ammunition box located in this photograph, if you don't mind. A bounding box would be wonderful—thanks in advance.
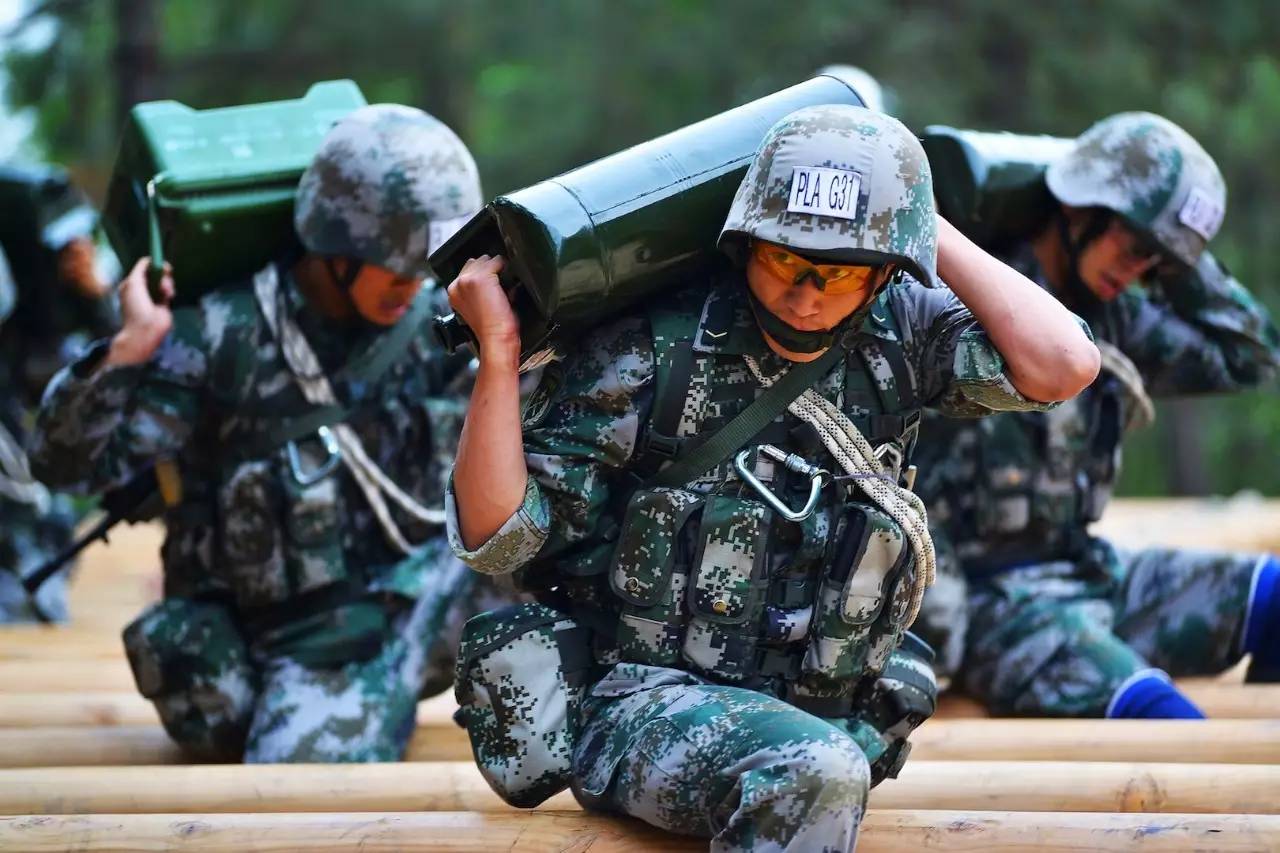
[430,75,868,367]
[923,125,1073,250]
[102,80,366,305]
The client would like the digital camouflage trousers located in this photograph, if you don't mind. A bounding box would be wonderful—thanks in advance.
[126,537,508,762]
[955,539,1262,716]
[572,662,870,853]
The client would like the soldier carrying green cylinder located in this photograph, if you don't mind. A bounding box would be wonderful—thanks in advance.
[912,112,1280,719]
[442,88,1098,850]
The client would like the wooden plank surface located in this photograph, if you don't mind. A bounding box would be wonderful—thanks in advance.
[1,761,1277,816]
[3,811,1278,852]
[5,719,1280,768]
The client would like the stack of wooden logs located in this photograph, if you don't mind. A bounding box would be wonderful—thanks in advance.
[3,502,1279,851]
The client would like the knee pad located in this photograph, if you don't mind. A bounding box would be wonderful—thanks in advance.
[1106,668,1205,719]
[123,598,257,758]
[1245,555,1280,682]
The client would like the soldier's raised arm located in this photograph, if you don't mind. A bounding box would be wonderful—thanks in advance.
[934,214,1099,403]
[447,255,529,552]
[30,258,204,492]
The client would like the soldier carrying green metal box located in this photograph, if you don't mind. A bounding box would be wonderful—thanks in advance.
[30,95,506,763]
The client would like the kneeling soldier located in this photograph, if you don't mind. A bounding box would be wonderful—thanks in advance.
[446,105,1097,850]
[31,105,496,762]
[914,113,1280,717]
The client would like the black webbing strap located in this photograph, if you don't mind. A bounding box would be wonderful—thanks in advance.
[642,340,848,490]
[231,289,434,463]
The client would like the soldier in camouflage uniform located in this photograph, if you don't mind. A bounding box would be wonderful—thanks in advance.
[0,166,113,623]
[445,105,1097,851]
[30,105,503,762]
[914,112,1280,716]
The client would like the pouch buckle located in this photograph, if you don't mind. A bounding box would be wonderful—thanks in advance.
[287,426,342,487]
[734,444,829,523]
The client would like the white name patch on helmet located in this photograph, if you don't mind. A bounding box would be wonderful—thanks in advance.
[1178,187,1224,241]
[788,167,862,221]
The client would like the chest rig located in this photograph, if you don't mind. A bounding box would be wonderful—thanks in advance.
[189,267,440,623]
[602,284,922,704]
[965,342,1134,571]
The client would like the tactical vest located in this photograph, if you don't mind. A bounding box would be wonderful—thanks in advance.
[957,375,1125,571]
[585,285,922,707]
[167,270,445,626]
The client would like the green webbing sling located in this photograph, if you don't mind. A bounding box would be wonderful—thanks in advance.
[642,338,848,490]
[245,289,436,459]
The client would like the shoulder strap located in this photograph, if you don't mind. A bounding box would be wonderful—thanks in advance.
[643,341,846,489]
[335,291,434,386]
[633,294,704,475]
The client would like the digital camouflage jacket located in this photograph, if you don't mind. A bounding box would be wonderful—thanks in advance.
[32,266,469,640]
[450,271,1072,702]
[916,245,1280,574]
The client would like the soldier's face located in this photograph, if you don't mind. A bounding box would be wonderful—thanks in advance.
[349,264,425,325]
[746,241,879,331]
[1077,218,1163,302]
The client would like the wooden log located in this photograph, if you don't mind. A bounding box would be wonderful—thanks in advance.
[3,811,1279,852]
[873,761,1280,814]
[2,760,1277,816]
[0,692,458,729]
[0,637,127,661]
[905,719,1280,764]
[0,661,137,692]
[0,722,471,768]
[937,682,1280,719]
[8,719,1279,768]
[1094,497,1280,552]
[0,693,157,727]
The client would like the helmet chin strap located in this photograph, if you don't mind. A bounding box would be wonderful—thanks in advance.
[325,256,364,291]
[746,287,879,356]
[1056,209,1111,307]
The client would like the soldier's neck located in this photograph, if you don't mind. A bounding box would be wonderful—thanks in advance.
[293,255,356,323]
[761,331,828,363]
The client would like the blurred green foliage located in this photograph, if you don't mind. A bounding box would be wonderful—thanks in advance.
[4,0,1277,495]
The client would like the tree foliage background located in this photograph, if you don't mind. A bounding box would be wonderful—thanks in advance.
[4,0,1278,496]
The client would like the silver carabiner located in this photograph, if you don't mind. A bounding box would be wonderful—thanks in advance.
[287,426,342,487]
[734,445,829,523]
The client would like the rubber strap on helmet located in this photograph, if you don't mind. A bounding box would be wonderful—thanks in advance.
[1057,209,1111,303]
[325,256,364,291]
[745,288,837,354]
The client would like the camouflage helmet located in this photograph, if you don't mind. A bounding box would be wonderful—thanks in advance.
[817,65,888,114]
[719,104,937,287]
[294,104,483,280]
[1045,112,1225,267]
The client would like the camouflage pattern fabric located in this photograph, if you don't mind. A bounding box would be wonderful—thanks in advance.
[573,662,870,853]
[32,266,486,758]
[0,492,76,623]
[718,104,937,287]
[1045,112,1225,266]
[294,104,483,279]
[960,541,1261,716]
[125,537,506,761]
[914,240,1280,694]
[449,270,1064,845]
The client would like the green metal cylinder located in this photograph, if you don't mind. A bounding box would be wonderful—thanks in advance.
[922,125,1073,250]
[431,75,867,366]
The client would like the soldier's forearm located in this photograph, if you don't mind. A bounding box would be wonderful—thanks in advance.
[937,215,1099,402]
[453,348,528,551]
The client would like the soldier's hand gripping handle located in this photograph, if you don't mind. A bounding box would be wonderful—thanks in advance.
[445,255,520,363]
[104,257,175,368]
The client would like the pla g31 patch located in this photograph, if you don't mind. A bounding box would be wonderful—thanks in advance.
[1178,187,1224,241]
[788,167,862,221]
[521,364,563,429]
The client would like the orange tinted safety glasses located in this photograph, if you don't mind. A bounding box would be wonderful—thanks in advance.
[752,242,879,296]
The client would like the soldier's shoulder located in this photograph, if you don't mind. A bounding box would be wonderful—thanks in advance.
[188,277,263,348]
